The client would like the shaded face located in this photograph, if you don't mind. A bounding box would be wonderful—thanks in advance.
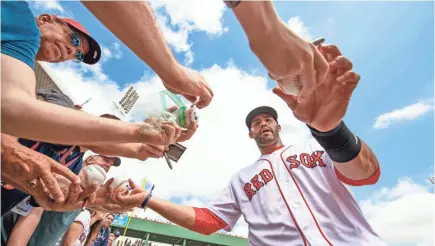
[36,14,89,63]
[84,155,115,172]
[108,234,115,245]
[249,113,281,146]
[102,214,114,228]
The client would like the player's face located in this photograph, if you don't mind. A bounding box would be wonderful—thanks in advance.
[249,114,281,146]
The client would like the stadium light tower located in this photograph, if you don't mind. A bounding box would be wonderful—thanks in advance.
[114,86,139,116]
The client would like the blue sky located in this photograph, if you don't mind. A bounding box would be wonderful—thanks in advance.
[29,1,434,245]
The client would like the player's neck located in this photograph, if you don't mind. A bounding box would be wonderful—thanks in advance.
[259,139,284,155]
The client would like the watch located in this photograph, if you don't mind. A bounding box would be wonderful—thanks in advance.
[224,1,241,8]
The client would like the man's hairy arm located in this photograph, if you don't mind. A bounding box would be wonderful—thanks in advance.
[83,143,142,159]
[81,1,179,84]
[1,55,144,145]
[81,1,214,109]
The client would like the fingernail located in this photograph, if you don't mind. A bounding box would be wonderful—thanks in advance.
[337,75,344,82]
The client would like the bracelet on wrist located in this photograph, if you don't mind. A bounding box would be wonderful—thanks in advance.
[307,121,361,163]
[141,185,155,208]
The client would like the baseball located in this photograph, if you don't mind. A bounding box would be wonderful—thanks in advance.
[278,75,303,96]
[82,164,107,187]
[277,37,325,96]
[50,176,71,199]
[110,175,130,190]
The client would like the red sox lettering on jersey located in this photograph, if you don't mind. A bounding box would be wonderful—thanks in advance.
[243,150,326,201]
[207,139,384,246]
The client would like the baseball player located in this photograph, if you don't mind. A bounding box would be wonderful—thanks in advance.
[110,44,387,246]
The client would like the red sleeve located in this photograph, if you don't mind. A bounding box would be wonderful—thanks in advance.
[334,166,381,186]
[189,207,228,235]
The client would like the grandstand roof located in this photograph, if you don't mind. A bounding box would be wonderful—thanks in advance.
[112,217,248,246]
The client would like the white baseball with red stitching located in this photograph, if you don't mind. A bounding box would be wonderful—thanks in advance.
[82,164,106,187]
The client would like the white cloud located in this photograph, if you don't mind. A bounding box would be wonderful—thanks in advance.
[101,42,123,63]
[149,0,226,35]
[287,16,314,41]
[155,14,192,53]
[373,101,434,129]
[31,0,64,13]
[359,178,434,246]
[149,0,227,65]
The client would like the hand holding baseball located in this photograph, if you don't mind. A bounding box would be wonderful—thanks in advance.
[111,179,148,208]
[273,44,360,132]
[249,20,329,104]
[176,107,199,142]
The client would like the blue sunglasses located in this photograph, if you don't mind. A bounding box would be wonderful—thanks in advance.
[70,32,84,63]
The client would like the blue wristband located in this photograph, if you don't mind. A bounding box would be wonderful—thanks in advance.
[141,185,155,208]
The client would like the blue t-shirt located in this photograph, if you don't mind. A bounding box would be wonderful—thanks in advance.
[27,209,82,246]
[1,1,41,68]
[92,227,111,246]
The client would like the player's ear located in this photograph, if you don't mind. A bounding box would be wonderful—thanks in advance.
[248,130,254,139]
[277,124,281,132]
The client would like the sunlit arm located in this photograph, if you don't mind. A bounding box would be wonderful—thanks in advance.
[334,140,380,186]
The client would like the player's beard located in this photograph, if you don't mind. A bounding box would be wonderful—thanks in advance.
[254,127,280,147]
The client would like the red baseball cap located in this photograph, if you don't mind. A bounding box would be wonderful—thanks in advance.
[55,16,101,65]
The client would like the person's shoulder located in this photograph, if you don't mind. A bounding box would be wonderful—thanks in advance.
[1,1,40,69]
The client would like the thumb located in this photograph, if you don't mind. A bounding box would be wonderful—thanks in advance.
[272,87,298,109]
[128,178,139,190]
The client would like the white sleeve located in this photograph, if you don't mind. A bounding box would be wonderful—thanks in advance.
[207,180,242,231]
[74,210,91,228]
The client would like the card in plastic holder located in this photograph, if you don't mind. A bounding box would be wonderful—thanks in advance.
[167,143,187,162]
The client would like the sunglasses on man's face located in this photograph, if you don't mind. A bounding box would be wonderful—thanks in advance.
[70,32,84,63]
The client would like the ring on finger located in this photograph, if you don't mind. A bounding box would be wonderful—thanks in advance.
[27,179,37,188]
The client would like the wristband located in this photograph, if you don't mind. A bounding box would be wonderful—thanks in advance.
[308,121,361,163]
[224,1,241,8]
[141,185,155,208]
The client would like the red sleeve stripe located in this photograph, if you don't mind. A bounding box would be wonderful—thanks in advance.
[334,165,381,186]
[189,207,228,235]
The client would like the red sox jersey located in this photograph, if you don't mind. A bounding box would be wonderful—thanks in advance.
[207,138,385,246]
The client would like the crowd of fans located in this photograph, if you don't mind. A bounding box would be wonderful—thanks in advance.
[1,0,329,245]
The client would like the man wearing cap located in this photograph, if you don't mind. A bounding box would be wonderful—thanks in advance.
[1,1,208,148]
[108,44,386,245]
[1,2,185,207]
